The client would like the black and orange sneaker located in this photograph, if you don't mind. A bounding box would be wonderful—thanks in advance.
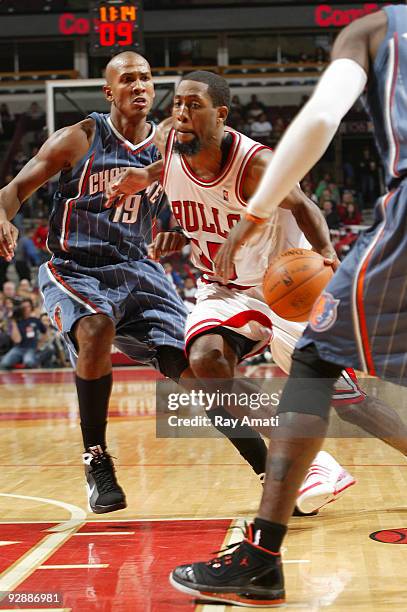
[169,524,285,608]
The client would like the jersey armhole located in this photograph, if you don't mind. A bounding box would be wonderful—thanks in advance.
[160,128,176,191]
[60,114,99,185]
[234,144,271,206]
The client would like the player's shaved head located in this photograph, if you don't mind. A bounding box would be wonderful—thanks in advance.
[105,52,150,83]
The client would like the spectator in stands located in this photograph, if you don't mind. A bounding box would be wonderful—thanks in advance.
[230,95,243,115]
[0,298,45,370]
[337,190,355,220]
[16,279,39,309]
[33,217,49,263]
[12,149,29,176]
[250,112,273,144]
[272,117,286,141]
[183,277,197,305]
[245,94,265,120]
[341,202,362,226]
[37,313,68,368]
[163,262,183,289]
[0,258,8,289]
[357,147,381,208]
[315,172,333,201]
[0,103,15,139]
[2,280,17,301]
[334,228,359,260]
[318,187,333,207]
[21,227,41,267]
[25,102,45,121]
[321,199,340,230]
[327,180,340,204]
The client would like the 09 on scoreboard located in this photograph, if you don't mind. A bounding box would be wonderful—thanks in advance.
[90,0,144,56]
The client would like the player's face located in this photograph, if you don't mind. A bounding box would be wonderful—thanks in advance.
[172,80,223,155]
[104,58,155,119]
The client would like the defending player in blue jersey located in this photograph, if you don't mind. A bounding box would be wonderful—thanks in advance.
[0,52,189,514]
[167,4,407,607]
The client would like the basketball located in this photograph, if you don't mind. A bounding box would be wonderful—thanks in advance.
[263,248,333,322]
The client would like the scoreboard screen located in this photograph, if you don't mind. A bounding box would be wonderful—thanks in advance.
[89,0,144,57]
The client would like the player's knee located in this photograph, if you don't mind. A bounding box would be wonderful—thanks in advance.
[334,397,367,424]
[76,315,115,352]
[278,344,343,421]
[189,349,232,378]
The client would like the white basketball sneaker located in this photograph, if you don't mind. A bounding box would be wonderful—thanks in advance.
[296,450,356,515]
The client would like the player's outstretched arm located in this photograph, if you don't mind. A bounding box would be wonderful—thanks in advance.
[0,121,91,260]
[105,117,173,205]
[105,159,164,207]
[148,228,189,261]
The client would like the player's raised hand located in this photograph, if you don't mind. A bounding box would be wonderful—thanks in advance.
[105,167,149,207]
[148,231,188,261]
[0,210,18,261]
[214,217,264,282]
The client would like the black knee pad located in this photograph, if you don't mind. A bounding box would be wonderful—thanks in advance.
[154,345,189,383]
[277,344,344,421]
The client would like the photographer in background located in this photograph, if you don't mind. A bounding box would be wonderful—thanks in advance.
[0,298,45,369]
[37,313,69,368]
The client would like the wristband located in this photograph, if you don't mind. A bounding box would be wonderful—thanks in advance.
[245,213,268,225]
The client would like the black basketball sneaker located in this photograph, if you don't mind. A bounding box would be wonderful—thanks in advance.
[82,445,127,514]
[169,523,285,607]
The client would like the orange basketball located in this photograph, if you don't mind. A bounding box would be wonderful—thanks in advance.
[263,248,333,322]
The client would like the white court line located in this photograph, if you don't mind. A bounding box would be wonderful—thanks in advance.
[72,531,135,536]
[0,494,86,597]
[0,516,237,524]
[38,564,108,570]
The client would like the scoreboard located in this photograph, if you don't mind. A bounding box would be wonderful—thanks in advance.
[89,0,144,56]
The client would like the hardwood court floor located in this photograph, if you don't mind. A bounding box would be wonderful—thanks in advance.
[0,366,406,611]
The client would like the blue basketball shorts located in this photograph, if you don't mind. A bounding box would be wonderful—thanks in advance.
[39,256,188,376]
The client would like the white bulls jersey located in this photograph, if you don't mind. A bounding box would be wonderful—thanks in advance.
[162,127,310,287]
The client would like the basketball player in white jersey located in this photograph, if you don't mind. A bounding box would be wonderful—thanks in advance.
[107,70,407,516]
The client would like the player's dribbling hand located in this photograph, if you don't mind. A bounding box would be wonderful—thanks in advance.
[105,168,149,207]
[319,246,340,272]
[0,211,18,262]
[148,231,188,261]
[214,217,264,282]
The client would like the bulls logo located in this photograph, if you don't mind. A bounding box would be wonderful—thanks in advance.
[370,528,407,544]
[53,304,63,333]
[309,292,340,332]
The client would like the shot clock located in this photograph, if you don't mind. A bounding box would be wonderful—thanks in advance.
[90,0,144,56]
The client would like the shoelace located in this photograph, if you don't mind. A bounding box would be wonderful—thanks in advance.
[206,523,248,567]
[91,454,119,494]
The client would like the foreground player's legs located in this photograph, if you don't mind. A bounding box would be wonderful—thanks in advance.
[74,314,126,514]
[187,333,269,478]
[170,344,342,606]
[188,332,346,515]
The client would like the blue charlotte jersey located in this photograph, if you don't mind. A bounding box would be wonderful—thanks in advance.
[47,112,163,264]
[366,5,407,188]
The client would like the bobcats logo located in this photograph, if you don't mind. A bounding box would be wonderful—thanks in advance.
[309,292,339,332]
[53,304,63,333]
